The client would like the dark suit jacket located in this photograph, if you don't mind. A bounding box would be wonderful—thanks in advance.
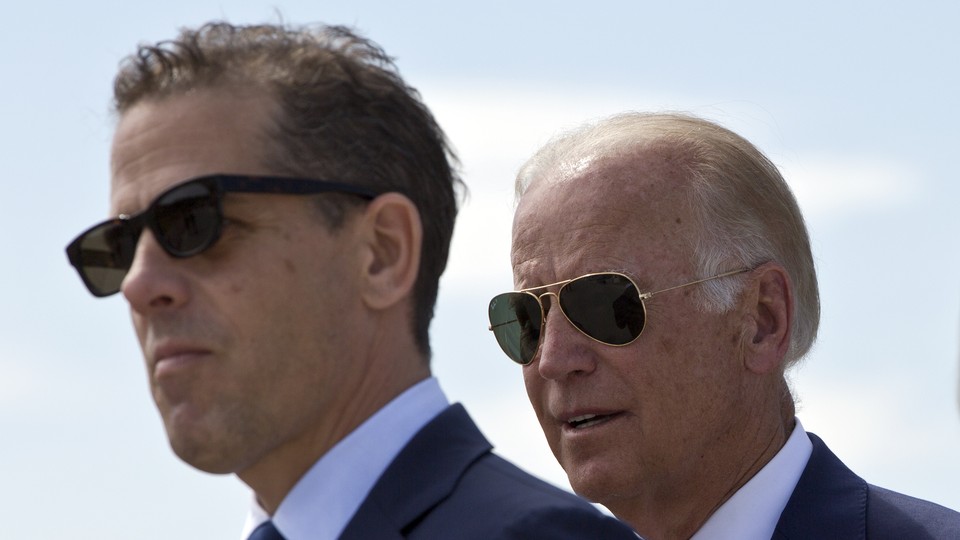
[338,404,637,539]
[773,432,960,539]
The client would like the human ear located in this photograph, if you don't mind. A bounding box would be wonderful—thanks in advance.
[357,193,422,310]
[742,262,793,374]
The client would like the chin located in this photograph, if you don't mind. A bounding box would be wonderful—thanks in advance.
[563,455,629,505]
[168,436,243,475]
[567,473,606,502]
[162,416,245,475]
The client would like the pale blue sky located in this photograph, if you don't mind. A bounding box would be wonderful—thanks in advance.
[2,1,958,538]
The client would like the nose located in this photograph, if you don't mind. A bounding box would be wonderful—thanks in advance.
[121,230,190,313]
[533,295,598,380]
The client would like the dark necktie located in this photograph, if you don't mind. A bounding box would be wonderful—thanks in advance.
[248,521,285,540]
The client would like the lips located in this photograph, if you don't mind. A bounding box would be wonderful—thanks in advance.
[564,411,623,430]
[151,342,212,378]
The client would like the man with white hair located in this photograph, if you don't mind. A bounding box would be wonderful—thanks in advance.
[488,112,960,538]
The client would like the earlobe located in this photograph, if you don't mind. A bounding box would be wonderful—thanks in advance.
[742,263,793,374]
[358,193,422,311]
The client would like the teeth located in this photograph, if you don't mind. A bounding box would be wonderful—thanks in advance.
[568,414,606,429]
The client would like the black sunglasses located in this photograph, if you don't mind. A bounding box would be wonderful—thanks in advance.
[488,268,750,365]
[66,174,381,297]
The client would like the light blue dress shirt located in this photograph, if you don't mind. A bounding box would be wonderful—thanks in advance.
[241,377,449,540]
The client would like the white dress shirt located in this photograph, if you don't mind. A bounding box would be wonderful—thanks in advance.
[690,418,812,540]
[240,377,450,540]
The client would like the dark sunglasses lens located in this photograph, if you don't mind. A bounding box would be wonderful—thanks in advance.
[154,182,220,256]
[489,292,543,365]
[70,221,139,296]
[560,273,645,345]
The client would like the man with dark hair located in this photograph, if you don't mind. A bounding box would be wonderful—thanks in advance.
[488,111,960,539]
[67,22,636,539]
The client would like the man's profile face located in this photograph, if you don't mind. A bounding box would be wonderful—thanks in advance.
[109,88,367,482]
[511,153,752,513]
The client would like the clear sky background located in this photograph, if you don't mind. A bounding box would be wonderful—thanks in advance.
[2,1,958,538]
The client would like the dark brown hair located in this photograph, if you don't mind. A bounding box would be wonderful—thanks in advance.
[114,22,463,358]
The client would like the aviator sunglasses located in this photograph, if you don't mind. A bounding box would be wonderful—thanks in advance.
[488,268,750,365]
[66,174,380,297]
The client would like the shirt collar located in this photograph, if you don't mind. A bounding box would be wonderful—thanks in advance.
[691,418,812,540]
[241,377,449,540]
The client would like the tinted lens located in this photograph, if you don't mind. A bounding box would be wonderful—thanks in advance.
[489,292,543,365]
[68,219,139,296]
[153,182,220,256]
[66,180,220,297]
[559,273,645,345]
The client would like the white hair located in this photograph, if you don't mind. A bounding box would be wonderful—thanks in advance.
[516,112,819,367]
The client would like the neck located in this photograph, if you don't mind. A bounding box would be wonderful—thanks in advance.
[617,381,795,540]
[240,320,429,514]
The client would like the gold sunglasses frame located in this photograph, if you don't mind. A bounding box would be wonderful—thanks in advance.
[489,267,751,364]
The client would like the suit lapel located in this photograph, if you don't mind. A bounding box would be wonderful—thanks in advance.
[338,404,491,539]
[772,432,868,539]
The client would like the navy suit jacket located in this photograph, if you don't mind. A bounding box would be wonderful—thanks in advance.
[773,432,960,539]
[338,404,637,539]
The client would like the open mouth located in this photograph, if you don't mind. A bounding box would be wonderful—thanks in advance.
[567,413,617,429]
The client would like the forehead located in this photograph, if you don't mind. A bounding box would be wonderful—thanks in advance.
[511,150,697,285]
[109,88,276,214]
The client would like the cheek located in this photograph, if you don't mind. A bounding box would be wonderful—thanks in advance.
[220,251,307,305]
[522,369,549,416]
[654,333,676,356]
[522,369,562,449]
[131,312,148,343]
[522,366,541,395]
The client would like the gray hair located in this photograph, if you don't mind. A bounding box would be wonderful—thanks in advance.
[516,112,819,367]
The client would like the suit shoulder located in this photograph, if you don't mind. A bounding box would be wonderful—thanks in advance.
[420,452,637,539]
[775,432,960,540]
[866,484,960,539]
[467,451,595,507]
